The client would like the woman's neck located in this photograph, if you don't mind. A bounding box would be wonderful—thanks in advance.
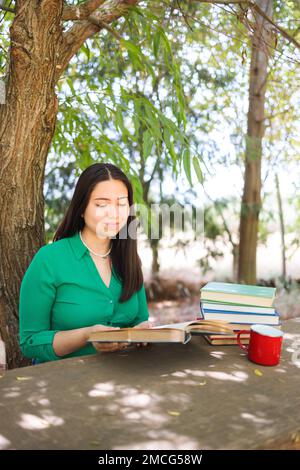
[80,227,111,255]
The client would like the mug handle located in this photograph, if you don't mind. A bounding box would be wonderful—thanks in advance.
[237,330,250,351]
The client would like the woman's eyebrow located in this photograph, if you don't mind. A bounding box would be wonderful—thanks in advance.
[94,196,128,200]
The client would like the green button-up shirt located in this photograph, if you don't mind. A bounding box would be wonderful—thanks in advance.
[19,231,149,363]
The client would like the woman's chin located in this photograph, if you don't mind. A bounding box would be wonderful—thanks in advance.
[103,228,122,237]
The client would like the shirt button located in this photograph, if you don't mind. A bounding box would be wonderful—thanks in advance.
[110,300,113,304]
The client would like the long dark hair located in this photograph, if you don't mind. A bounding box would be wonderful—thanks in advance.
[53,163,144,302]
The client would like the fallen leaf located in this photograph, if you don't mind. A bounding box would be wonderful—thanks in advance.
[90,441,101,446]
[254,369,263,377]
[167,410,181,416]
[16,376,32,381]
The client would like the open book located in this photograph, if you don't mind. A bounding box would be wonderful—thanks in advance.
[87,320,235,345]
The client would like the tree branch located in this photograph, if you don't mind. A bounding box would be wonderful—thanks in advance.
[194,1,300,51]
[62,0,105,21]
[56,0,139,82]
[194,1,248,4]
[145,157,160,193]
[250,1,300,51]
[88,15,123,40]
[203,186,237,250]
[0,4,16,13]
[57,0,299,84]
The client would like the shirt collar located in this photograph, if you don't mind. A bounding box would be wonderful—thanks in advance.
[68,231,89,260]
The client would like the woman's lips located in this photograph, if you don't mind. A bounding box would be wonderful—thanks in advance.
[105,223,119,228]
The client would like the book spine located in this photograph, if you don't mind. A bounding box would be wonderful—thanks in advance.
[200,282,276,298]
[202,308,279,316]
[197,300,205,320]
[202,310,280,324]
[202,302,275,314]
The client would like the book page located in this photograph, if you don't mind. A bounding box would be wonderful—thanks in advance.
[152,321,201,330]
[152,320,233,331]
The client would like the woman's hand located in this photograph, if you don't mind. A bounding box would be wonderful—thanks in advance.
[85,324,130,353]
[132,320,154,348]
[133,320,154,329]
[92,341,131,353]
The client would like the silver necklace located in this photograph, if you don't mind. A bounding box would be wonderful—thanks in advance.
[79,230,112,258]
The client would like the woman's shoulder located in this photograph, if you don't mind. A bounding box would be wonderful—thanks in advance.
[33,238,69,261]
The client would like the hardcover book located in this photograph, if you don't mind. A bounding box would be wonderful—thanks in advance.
[87,320,235,345]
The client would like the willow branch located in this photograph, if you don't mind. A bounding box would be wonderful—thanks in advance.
[56,0,138,82]
[194,0,245,3]
[88,15,123,40]
[0,5,16,13]
[62,0,105,20]
[250,1,300,50]
[194,0,300,50]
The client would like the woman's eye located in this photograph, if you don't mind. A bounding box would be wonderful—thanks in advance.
[96,203,127,208]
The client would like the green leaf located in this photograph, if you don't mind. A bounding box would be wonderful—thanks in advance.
[153,31,161,59]
[81,44,91,62]
[67,78,76,96]
[193,156,204,184]
[183,148,192,186]
[142,130,154,159]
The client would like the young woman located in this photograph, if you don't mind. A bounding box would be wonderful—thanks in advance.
[19,163,151,364]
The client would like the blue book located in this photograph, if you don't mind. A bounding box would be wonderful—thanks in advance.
[202,309,280,325]
[202,302,275,315]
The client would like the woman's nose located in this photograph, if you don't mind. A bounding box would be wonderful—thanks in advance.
[107,204,119,218]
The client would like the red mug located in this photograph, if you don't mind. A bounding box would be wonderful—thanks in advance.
[237,324,284,366]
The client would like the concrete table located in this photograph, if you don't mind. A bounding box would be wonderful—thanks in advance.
[0,318,300,450]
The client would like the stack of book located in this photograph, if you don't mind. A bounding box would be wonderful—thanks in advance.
[197,282,280,345]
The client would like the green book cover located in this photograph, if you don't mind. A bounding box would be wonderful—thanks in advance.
[201,282,276,299]
[202,299,275,309]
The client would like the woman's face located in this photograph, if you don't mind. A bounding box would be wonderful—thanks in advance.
[82,179,130,239]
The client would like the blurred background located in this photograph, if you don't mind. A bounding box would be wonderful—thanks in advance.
[38,2,300,324]
[1,1,299,338]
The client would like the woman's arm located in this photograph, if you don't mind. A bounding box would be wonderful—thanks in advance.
[19,247,62,362]
[19,247,102,361]
[53,325,128,356]
[52,326,91,357]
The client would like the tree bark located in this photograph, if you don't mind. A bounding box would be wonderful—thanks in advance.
[150,239,160,274]
[0,0,138,369]
[0,0,63,369]
[275,173,286,282]
[232,243,239,282]
[238,0,273,284]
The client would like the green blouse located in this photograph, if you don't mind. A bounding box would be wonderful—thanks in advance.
[19,231,149,363]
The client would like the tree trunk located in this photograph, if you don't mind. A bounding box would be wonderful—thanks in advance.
[0,0,138,369]
[238,0,273,284]
[0,1,63,369]
[275,173,286,282]
[150,239,160,274]
[232,243,239,282]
